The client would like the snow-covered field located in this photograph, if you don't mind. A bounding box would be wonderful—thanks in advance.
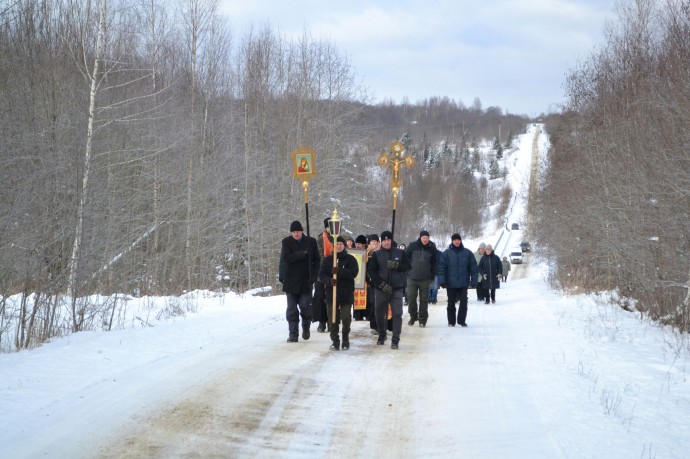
[1,260,688,458]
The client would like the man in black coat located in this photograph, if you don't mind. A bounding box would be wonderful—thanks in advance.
[280,220,320,343]
[366,231,411,349]
[318,235,359,350]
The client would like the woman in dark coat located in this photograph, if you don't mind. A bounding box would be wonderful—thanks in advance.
[478,244,502,304]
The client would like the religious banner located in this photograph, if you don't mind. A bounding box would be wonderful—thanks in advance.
[349,248,367,310]
[291,146,317,179]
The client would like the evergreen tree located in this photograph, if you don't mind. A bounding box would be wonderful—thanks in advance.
[504,129,514,148]
[489,158,500,179]
[400,132,413,150]
[496,144,503,160]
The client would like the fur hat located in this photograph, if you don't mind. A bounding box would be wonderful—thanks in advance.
[419,230,430,238]
[451,233,462,241]
[289,220,303,232]
[380,231,394,241]
[355,234,368,245]
[479,242,486,250]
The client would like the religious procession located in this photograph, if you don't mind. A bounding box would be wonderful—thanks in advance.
[278,143,504,352]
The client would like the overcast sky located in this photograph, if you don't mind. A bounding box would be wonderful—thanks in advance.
[217,1,619,116]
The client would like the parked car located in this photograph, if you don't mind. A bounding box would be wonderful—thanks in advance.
[511,223,519,230]
[509,247,523,264]
[520,241,531,252]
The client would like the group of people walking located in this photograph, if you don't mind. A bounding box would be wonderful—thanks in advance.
[279,219,508,351]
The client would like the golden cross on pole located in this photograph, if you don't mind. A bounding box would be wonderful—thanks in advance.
[377,140,416,238]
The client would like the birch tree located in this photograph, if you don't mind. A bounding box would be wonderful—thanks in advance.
[65,0,106,331]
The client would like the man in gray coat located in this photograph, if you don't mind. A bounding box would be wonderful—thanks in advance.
[404,230,438,327]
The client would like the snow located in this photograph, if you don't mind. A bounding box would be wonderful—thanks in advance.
[1,125,689,458]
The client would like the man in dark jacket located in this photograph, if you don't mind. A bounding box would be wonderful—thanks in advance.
[280,220,320,343]
[318,236,359,350]
[437,233,478,327]
[366,230,411,349]
[405,230,438,327]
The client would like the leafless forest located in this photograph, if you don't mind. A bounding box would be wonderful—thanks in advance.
[2,0,687,351]
[537,0,690,331]
[0,0,528,349]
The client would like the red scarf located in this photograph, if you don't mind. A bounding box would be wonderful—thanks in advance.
[322,231,333,257]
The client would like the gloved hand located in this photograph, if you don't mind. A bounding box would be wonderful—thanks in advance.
[331,266,339,275]
[439,283,447,289]
[378,281,393,294]
[330,278,337,286]
[387,259,399,269]
[482,274,488,280]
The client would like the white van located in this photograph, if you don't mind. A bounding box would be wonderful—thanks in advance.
[509,247,523,264]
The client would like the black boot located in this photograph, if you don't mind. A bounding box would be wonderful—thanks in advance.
[330,341,340,351]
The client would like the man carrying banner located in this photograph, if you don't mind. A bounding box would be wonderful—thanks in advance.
[280,220,320,342]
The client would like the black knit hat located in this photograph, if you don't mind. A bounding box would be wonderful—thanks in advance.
[368,234,380,242]
[420,230,430,238]
[380,231,394,241]
[336,235,347,244]
[451,233,461,241]
[290,220,303,232]
[355,234,368,245]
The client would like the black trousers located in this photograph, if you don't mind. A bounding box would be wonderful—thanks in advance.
[447,287,469,326]
[311,280,327,324]
[476,283,486,300]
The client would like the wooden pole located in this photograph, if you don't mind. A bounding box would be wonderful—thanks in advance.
[303,181,310,237]
[331,242,338,325]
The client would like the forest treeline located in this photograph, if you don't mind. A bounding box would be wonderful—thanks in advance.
[0,0,527,348]
[4,0,687,351]
[537,0,690,331]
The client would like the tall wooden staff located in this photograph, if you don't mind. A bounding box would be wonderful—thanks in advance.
[292,146,317,281]
[327,209,342,325]
[377,140,416,239]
